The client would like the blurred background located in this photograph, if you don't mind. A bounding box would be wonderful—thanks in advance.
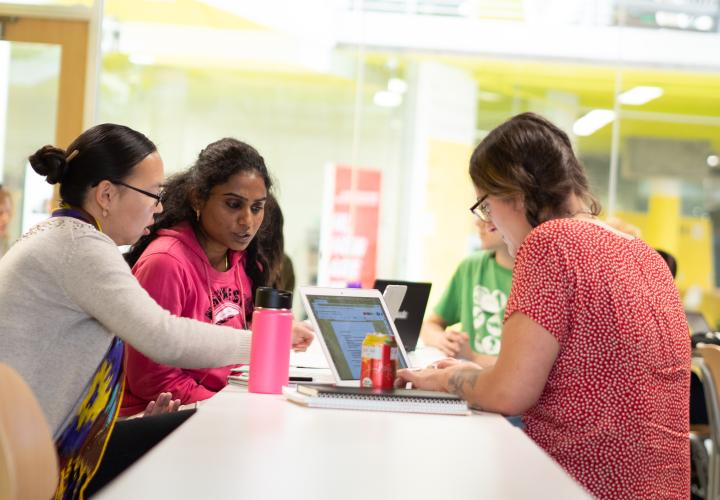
[1,0,719,322]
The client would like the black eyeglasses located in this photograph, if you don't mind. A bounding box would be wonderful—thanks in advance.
[111,180,163,207]
[469,194,491,222]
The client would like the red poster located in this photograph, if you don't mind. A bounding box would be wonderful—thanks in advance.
[318,164,382,288]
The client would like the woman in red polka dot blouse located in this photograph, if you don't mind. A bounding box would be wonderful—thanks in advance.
[398,112,691,499]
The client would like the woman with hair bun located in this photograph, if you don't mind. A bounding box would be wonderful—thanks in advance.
[121,138,312,415]
[0,124,282,498]
[398,113,690,499]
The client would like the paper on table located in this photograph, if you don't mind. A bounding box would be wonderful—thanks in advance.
[408,346,447,368]
[290,333,329,368]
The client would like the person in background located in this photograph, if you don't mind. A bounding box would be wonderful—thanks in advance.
[258,193,295,292]
[0,124,278,498]
[0,185,13,256]
[121,139,313,416]
[398,112,690,500]
[419,217,512,366]
[656,248,678,278]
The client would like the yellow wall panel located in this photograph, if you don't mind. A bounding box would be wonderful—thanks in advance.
[421,139,475,311]
[614,209,718,326]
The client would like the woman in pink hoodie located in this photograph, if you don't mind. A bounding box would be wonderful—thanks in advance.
[120,138,313,415]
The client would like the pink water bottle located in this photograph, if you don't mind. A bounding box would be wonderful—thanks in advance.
[248,287,293,394]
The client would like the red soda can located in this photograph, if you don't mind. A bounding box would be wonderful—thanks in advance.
[360,333,397,390]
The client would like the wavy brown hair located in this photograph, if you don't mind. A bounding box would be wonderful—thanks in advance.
[469,112,600,227]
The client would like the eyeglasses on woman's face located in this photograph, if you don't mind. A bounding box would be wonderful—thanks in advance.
[470,194,491,222]
[110,180,163,207]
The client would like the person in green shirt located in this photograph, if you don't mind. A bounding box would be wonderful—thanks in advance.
[420,217,513,366]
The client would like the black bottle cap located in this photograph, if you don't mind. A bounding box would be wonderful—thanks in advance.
[254,286,292,310]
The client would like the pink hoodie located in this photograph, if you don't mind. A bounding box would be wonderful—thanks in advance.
[120,221,254,416]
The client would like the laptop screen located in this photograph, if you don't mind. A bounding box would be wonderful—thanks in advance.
[305,294,409,381]
[373,279,431,352]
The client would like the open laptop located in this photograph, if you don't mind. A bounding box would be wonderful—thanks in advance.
[300,286,412,387]
[373,279,431,352]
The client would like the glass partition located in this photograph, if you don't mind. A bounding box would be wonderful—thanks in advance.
[0,40,60,247]
[3,0,720,322]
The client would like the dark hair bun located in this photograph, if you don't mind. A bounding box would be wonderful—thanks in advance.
[28,145,68,185]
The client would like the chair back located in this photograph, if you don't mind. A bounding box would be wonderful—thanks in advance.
[0,363,59,500]
[696,345,720,500]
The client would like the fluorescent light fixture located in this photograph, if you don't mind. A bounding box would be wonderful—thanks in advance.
[695,15,714,31]
[478,91,502,102]
[387,77,407,94]
[618,86,663,106]
[373,90,402,108]
[457,1,474,17]
[708,155,719,168]
[656,11,692,29]
[129,53,155,66]
[572,110,615,136]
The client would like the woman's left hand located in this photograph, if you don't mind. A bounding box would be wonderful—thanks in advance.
[395,366,448,392]
[143,392,181,417]
[291,321,314,351]
[395,359,482,392]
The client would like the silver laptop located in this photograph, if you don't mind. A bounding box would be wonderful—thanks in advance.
[373,279,431,352]
[300,286,412,387]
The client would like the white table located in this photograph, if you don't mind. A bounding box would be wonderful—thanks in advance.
[96,385,590,499]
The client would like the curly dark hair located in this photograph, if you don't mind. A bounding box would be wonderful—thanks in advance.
[256,193,296,292]
[469,112,600,227]
[125,138,273,298]
[257,193,284,288]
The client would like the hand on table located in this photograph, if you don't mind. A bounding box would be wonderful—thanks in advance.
[291,321,314,352]
[434,330,470,358]
[143,392,181,417]
[395,358,483,392]
[395,365,448,392]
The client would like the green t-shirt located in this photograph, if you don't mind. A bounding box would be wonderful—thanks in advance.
[434,251,513,355]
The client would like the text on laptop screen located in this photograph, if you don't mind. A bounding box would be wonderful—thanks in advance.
[307,295,408,380]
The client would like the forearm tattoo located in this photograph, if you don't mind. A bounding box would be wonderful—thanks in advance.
[447,367,483,405]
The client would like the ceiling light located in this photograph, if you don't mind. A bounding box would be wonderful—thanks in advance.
[387,78,407,94]
[656,11,692,29]
[708,155,720,168]
[694,15,714,31]
[373,91,402,108]
[458,1,475,17]
[618,86,663,106]
[478,91,502,102]
[572,110,615,137]
[129,53,155,66]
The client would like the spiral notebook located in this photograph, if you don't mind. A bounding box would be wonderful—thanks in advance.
[283,384,470,416]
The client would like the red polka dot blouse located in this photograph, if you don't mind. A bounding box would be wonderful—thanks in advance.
[505,218,690,499]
